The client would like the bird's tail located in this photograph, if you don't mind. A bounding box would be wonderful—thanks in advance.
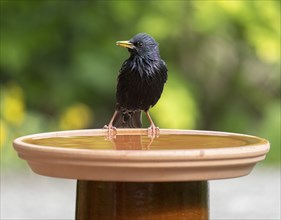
[113,110,142,128]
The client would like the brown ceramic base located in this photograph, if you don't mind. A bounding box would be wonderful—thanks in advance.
[75,180,209,220]
[13,129,270,219]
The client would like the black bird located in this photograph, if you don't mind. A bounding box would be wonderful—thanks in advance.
[106,33,168,135]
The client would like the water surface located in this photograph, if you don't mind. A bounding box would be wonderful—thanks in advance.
[23,133,263,150]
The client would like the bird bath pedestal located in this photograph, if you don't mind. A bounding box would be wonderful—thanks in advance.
[13,129,269,220]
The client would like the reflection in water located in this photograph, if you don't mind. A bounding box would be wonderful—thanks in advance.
[108,135,154,150]
[23,133,264,151]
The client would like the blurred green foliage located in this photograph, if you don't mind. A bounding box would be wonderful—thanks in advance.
[1,1,280,167]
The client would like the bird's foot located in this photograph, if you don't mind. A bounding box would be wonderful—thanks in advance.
[103,125,117,139]
[147,125,160,138]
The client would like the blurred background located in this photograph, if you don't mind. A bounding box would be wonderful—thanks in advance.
[1,1,280,219]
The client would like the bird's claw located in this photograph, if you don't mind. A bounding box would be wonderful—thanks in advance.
[103,125,117,139]
[147,125,160,138]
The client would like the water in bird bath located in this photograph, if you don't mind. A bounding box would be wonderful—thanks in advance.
[23,132,264,151]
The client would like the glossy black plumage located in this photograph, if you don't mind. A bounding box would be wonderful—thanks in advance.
[107,33,167,131]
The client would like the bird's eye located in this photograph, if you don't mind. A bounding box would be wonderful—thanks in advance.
[137,42,143,47]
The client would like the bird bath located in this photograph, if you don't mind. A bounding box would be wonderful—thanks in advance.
[13,129,269,220]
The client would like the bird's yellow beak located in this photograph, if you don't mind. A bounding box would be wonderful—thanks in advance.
[116,41,134,49]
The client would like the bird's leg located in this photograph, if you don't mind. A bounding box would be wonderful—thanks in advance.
[104,110,118,137]
[145,111,159,138]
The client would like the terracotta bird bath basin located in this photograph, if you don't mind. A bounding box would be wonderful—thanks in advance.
[13,129,270,220]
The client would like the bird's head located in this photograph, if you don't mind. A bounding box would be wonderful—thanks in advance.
[116,33,159,58]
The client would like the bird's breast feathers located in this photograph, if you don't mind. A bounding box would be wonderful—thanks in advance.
[116,57,167,110]
[121,56,167,82]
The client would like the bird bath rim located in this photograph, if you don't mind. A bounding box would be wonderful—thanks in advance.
[13,129,270,182]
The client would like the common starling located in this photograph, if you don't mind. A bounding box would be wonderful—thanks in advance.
[106,33,168,135]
